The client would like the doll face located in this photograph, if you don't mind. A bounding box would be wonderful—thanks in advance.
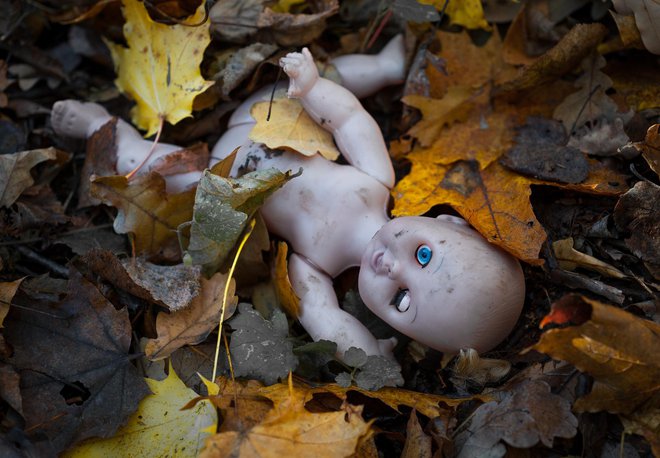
[358,216,524,353]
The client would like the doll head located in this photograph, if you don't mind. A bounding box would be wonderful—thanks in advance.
[358,215,525,354]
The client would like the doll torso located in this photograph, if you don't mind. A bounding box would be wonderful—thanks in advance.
[232,140,390,276]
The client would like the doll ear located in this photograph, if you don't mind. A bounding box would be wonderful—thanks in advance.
[436,214,469,226]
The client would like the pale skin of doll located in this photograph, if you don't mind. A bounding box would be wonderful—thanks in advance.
[51,37,525,359]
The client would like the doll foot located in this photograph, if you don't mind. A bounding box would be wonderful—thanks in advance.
[51,100,112,139]
[280,48,319,98]
[377,34,406,85]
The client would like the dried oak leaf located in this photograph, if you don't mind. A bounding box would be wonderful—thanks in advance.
[531,294,660,414]
[454,380,577,458]
[201,377,371,458]
[90,172,195,262]
[2,269,150,454]
[613,181,660,279]
[0,148,57,208]
[106,0,214,136]
[64,366,216,458]
[228,303,298,385]
[631,123,660,178]
[145,271,237,360]
[249,97,341,160]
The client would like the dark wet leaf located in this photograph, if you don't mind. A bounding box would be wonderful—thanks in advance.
[2,268,150,455]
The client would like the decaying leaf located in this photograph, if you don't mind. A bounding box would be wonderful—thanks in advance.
[122,258,201,311]
[552,237,626,279]
[201,376,371,458]
[77,119,119,208]
[212,43,278,98]
[145,272,237,360]
[250,97,341,160]
[629,123,660,178]
[0,278,23,327]
[91,172,195,262]
[185,167,295,273]
[107,0,214,136]
[500,117,588,184]
[229,303,297,385]
[454,380,578,458]
[613,181,660,279]
[532,294,660,414]
[0,148,57,208]
[3,268,150,454]
[64,367,216,458]
[210,0,338,47]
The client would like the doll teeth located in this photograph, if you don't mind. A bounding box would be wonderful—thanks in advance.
[391,288,409,311]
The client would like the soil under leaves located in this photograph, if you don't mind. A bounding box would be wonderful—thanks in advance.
[0,1,659,457]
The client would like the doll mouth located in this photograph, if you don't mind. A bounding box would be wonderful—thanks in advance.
[390,288,410,312]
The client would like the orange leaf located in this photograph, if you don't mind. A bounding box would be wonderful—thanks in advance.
[531,294,660,414]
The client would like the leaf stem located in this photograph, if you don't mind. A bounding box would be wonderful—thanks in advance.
[125,116,164,180]
[211,218,257,383]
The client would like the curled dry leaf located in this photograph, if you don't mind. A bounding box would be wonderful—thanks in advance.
[106,0,214,136]
[90,172,195,262]
[272,241,300,318]
[145,271,237,360]
[64,367,216,458]
[454,380,578,458]
[531,294,660,414]
[0,148,58,208]
[613,0,660,54]
[495,23,608,93]
[249,97,341,160]
[3,268,150,454]
[552,237,626,279]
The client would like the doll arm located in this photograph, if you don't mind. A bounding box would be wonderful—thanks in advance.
[288,254,396,359]
[281,49,395,188]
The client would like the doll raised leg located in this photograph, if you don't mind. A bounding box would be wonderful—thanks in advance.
[51,101,202,193]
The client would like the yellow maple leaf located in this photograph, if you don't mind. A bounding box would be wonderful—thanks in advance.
[107,0,214,136]
[249,97,341,160]
[64,366,217,457]
[402,86,473,147]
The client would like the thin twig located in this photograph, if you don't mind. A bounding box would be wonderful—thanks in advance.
[15,245,68,278]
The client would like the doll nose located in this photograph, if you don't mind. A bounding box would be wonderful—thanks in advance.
[378,251,397,276]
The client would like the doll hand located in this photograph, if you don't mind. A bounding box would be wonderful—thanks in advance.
[280,48,319,98]
[378,337,397,359]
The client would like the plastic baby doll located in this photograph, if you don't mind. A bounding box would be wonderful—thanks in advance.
[51,37,525,359]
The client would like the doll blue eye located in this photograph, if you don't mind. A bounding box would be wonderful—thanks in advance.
[415,245,432,267]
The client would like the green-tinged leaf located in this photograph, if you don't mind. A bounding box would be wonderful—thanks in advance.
[63,366,216,458]
[0,148,57,207]
[184,167,297,273]
[229,303,298,385]
[337,347,404,390]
